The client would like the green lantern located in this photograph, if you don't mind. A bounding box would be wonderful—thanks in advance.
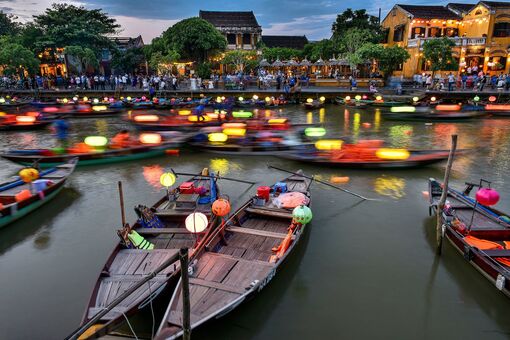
[292,205,313,225]
[473,96,480,102]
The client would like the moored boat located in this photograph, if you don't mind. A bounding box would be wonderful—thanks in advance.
[0,158,77,228]
[156,171,312,339]
[381,105,487,121]
[428,179,510,297]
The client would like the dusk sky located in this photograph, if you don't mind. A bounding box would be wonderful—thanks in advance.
[2,0,476,43]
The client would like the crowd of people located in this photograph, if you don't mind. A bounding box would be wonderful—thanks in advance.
[413,70,510,92]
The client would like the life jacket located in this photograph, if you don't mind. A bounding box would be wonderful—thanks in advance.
[111,133,130,148]
[127,230,154,250]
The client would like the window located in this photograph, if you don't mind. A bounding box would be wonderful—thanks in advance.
[428,27,442,38]
[243,34,251,45]
[488,56,507,70]
[227,34,236,44]
[445,28,459,37]
[411,27,426,39]
[494,22,510,37]
[393,25,405,42]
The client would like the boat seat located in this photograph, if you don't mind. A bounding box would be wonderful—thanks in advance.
[246,206,293,219]
[136,228,189,234]
[226,226,294,240]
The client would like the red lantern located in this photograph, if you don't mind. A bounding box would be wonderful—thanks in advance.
[212,198,231,217]
[476,188,500,206]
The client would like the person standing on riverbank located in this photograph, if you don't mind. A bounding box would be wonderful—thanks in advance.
[448,73,455,91]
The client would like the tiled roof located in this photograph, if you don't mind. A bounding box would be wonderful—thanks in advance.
[199,11,261,28]
[261,35,309,50]
[479,1,510,8]
[447,3,476,15]
[397,4,462,19]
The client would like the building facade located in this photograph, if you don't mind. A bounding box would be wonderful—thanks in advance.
[382,1,510,77]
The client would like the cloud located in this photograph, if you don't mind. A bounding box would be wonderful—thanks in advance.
[263,14,336,40]
[113,15,180,42]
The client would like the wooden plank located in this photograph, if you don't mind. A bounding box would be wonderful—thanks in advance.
[246,207,293,219]
[207,252,274,267]
[137,228,189,234]
[226,226,294,240]
[190,277,246,294]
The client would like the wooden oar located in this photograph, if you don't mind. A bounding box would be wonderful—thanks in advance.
[268,165,376,201]
[171,169,256,185]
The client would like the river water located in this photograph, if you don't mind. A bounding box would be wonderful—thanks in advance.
[1,105,510,339]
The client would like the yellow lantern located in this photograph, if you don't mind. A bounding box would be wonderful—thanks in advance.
[19,168,39,183]
[160,172,176,187]
[390,106,416,113]
[223,128,246,136]
[268,118,287,124]
[134,114,159,122]
[84,136,108,147]
[238,96,244,101]
[375,95,383,101]
[93,98,99,104]
[92,105,108,112]
[355,95,361,101]
[139,133,162,144]
[0,97,5,103]
[430,96,437,102]
[178,110,192,116]
[253,95,259,100]
[208,132,228,142]
[319,96,326,102]
[126,96,132,101]
[62,98,69,104]
[315,139,343,150]
[306,98,313,103]
[185,212,208,233]
[83,96,88,102]
[16,116,36,123]
[188,115,212,122]
[376,148,410,160]
[412,96,419,102]
[216,96,222,103]
[265,96,271,102]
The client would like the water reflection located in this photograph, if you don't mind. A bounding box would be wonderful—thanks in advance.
[432,124,458,149]
[389,125,413,148]
[33,230,51,250]
[353,112,360,140]
[95,119,109,136]
[307,112,313,125]
[374,175,406,199]
[142,165,164,190]
[374,109,381,132]
[209,158,241,175]
[319,108,325,124]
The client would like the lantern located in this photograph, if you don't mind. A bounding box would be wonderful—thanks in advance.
[476,187,500,206]
[62,98,69,104]
[93,98,99,104]
[178,110,192,116]
[127,96,132,101]
[436,104,461,111]
[376,148,410,160]
[83,96,88,102]
[212,198,231,217]
[315,139,343,150]
[188,115,212,122]
[362,95,368,100]
[304,127,326,137]
[216,96,222,103]
[292,205,312,225]
[223,128,246,136]
[390,106,416,113]
[185,212,208,233]
[413,96,419,102]
[160,172,176,188]
[232,111,253,118]
[92,105,108,112]
[208,132,228,143]
[430,97,436,102]
[319,96,326,102]
[473,96,480,102]
[375,95,383,101]
[0,97,5,103]
[222,123,246,129]
[265,96,271,102]
[72,96,78,101]
[84,136,108,147]
[345,96,351,101]
[16,116,36,123]
[134,115,159,122]
[489,96,497,102]
[253,95,259,100]
[268,118,287,124]
[355,95,361,101]
[19,168,39,183]
[238,96,244,101]
[139,133,162,144]
[141,96,147,101]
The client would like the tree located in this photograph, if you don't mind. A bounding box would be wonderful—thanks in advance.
[262,47,302,62]
[332,8,382,42]
[0,11,20,36]
[339,28,374,69]
[33,4,119,51]
[357,43,410,79]
[65,45,98,73]
[111,47,146,74]
[161,17,226,63]
[302,39,339,61]
[17,23,43,52]
[0,38,39,76]
[148,50,180,74]
[221,50,257,72]
[196,62,212,79]
[422,37,458,75]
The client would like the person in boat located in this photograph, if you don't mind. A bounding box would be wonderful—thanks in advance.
[194,100,206,122]
[117,224,154,250]
[111,130,132,148]
[52,117,70,149]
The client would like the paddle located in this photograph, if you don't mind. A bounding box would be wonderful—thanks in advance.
[268,165,376,201]
[171,169,256,185]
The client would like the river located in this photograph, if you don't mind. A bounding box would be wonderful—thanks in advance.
[1,104,510,339]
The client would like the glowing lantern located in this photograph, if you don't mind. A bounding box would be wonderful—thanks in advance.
[178,110,192,116]
[83,96,88,102]
[413,96,419,102]
[120,96,125,100]
[268,118,287,124]
[436,104,461,111]
[253,95,259,100]
[208,132,228,142]
[362,95,368,100]
[304,127,326,137]
[93,98,99,104]
[430,97,436,102]
[476,187,500,206]
[62,98,69,104]
[355,95,361,101]
[375,95,383,101]
[0,98,5,103]
[19,168,39,183]
[127,96,132,101]
[84,136,108,147]
[26,111,39,117]
[292,205,313,224]
[319,96,326,102]
[223,128,246,136]
[109,97,115,102]
[160,172,176,188]
[103,97,108,102]
[185,212,208,233]
[486,104,510,111]
[16,116,36,123]
[375,148,410,160]
[216,96,222,103]
[142,96,147,101]
[139,133,162,144]
[265,97,271,102]
[306,98,313,103]
[221,96,225,100]
[345,96,351,101]
[134,115,159,122]
[188,115,212,122]
[212,198,231,217]
[92,105,108,112]
[489,96,497,102]
[222,123,246,129]
[232,111,253,118]
[238,97,244,101]
[315,139,343,150]
[390,106,416,113]
[73,96,78,101]
[473,96,480,102]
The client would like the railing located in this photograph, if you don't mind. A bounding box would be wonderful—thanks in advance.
[407,39,419,48]
[407,37,486,48]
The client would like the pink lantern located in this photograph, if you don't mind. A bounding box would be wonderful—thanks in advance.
[476,188,500,206]
[141,96,147,101]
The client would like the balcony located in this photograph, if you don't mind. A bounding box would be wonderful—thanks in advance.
[407,37,486,48]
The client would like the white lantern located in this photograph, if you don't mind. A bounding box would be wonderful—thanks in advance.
[185,213,208,233]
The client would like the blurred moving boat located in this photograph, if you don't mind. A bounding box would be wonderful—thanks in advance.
[0,158,77,228]
[156,171,312,339]
[381,105,487,121]
[0,113,53,131]
[428,179,510,297]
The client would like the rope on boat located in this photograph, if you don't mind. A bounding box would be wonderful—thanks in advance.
[122,311,139,340]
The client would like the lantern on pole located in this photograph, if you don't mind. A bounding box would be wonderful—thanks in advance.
[468,180,500,231]
[185,212,208,233]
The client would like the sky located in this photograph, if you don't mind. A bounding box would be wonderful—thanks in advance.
[1,0,477,43]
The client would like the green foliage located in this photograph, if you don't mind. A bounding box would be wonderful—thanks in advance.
[302,39,339,61]
[148,50,180,74]
[0,11,20,36]
[422,37,458,73]
[111,47,146,74]
[339,28,375,68]
[0,38,39,75]
[34,4,119,51]
[196,62,212,79]
[262,47,302,62]
[161,17,226,63]
[65,45,98,72]
[332,8,382,43]
[17,23,43,52]
[221,50,257,72]
[357,43,410,78]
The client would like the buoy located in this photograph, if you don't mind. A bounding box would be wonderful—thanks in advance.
[165,149,179,155]
[331,176,350,184]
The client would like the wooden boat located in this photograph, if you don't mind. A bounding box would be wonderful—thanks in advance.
[382,106,487,121]
[304,100,324,109]
[78,169,222,339]
[156,171,312,339]
[0,119,53,131]
[428,179,510,297]
[0,139,187,168]
[41,105,123,118]
[189,140,300,156]
[485,104,510,116]
[0,158,77,228]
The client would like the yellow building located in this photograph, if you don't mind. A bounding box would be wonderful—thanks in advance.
[382,1,510,78]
